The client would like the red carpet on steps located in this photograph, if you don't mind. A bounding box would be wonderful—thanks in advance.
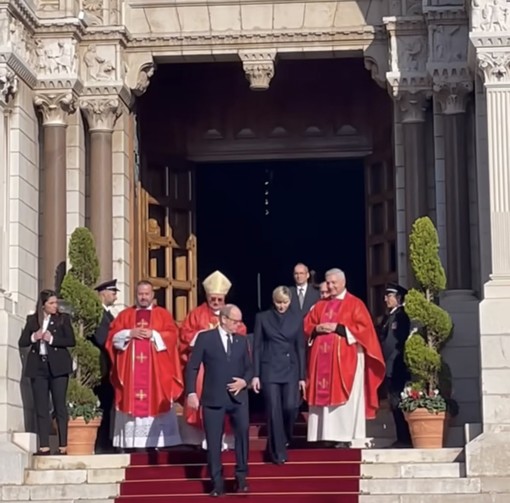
[115,447,361,503]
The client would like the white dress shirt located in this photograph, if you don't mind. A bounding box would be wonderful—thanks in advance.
[218,326,232,353]
[32,315,51,355]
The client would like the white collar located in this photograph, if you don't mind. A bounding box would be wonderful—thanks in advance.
[296,284,308,292]
[218,326,232,338]
[335,289,347,300]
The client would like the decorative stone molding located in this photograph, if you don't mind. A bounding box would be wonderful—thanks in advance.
[477,51,510,84]
[395,89,431,123]
[239,50,276,91]
[34,38,78,78]
[80,97,121,131]
[0,67,18,106]
[472,0,509,32]
[133,62,155,97]
[34,92,76,126]
[363,43,389,90]
[431,67,473,114]
[83,44,116,82]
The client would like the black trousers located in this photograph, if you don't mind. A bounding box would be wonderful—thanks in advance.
[202,401,249,490]
[30,358,69,448]
[263,381,300,462]
[386,376,411,444]
[94,379,114,452]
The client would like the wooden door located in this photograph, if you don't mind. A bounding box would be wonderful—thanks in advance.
[137,160,197,322]
[365,155,397,323]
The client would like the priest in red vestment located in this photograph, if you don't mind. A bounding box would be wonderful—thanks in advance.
[180,270,247,450]
[106,280,184,449]
[304,268,385,447]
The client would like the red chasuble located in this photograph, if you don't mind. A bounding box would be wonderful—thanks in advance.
[106,306,184,418]
[304,293,386,420]
[179,302,247,429]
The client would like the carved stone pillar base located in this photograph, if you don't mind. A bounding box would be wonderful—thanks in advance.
[239,50,277,91]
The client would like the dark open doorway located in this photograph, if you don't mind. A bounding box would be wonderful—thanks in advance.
[196,159,367,331]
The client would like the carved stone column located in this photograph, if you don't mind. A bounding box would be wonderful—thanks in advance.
[80,98,121,282]
[34,93,76,291]
[397,90,430,236]
[434,77,473,289]
[239,50,277,91]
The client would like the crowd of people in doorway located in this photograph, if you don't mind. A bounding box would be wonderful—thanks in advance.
[19,263,412,497]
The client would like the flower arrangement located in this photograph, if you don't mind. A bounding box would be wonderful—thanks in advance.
[60,227,104,423]
[398,217,456,416]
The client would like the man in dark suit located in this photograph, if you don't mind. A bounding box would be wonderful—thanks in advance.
[186,304,253,497]
[91,279,119,453]
[379,282,412,447]
[289,263,320,315]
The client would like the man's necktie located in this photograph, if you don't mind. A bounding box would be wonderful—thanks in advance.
[226,334,232,359]
[298,288,305,309]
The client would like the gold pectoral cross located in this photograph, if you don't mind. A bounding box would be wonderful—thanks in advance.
[136,352,147,363]
[136,390,147,401]
[137,319,149,329]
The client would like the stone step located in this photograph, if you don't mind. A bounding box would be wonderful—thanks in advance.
[25,468,125,484]
[2,484,119,500]
[32,454,130,470]
[361,448,464,464]
[1,501,113,503]
[361,462,464,479]
[360,477,481,495]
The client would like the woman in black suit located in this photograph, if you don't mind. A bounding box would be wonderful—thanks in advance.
[19,289,75,455]
[251,286,306,464]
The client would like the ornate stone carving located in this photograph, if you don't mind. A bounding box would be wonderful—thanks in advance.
[34,92,76,126]
[429,25,467,63]
[80,97,121,131]
[133,63,155,97]
[433,77,473,114]
[82,0,103,25]
[0,67,18,105]
[398,36,427,72]
[6,16,36,68]
[34,39,78,78]
[239,50,277,91]
[83,45,115,81]
[477,51,510,83]
[395,89,431,123]
[472,0,509,32]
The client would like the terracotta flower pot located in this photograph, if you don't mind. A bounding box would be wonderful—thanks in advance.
[67,417,101,455]
[404,408,447,449]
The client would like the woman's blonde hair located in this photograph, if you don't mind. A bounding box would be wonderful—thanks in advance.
[272,285,291,302]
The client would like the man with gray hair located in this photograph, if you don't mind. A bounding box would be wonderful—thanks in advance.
[304,268,385,447]
[186,304,253,497]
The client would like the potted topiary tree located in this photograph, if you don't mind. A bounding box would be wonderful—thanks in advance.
[60,227,104,455]
[398,217,454,448]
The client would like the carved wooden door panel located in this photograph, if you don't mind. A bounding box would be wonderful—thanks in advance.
[137,161,197,322]
[365,154,397,323]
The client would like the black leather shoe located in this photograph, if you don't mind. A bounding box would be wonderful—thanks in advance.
[236,480,249,493]
[209,488,224,497]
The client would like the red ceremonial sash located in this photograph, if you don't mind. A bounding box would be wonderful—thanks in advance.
[132,309,152,417]
[314,299,343,406]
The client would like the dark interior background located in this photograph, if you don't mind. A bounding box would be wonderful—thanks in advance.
[196,159,366,331]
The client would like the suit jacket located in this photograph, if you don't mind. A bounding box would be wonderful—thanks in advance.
[253,308,306,383]
[379,306,410,382]
[91,309,114,379]
[289,284,320,316]
[186,328,253,407]
[19,313,76,378]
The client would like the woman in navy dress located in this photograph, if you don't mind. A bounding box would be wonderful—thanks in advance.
[251,286,306,464]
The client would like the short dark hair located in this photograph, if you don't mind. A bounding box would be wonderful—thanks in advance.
[136,280,153,289]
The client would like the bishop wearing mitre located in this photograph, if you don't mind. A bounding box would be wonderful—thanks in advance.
[304,268,385,447]
[180,270,247,450]
[106,280,184,450]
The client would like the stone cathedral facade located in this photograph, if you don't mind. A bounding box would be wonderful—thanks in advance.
[0,0,509,483]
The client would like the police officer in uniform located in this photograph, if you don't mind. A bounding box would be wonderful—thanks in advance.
[379,283,412,447]
[91,279,119,453]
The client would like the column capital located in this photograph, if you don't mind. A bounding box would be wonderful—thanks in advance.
[0,67,18,107]
[431,66,473,114]
[239,50,277,91]
[80,97,122,132]
[394,89,431,123]
[477,50,510,85]
[34,92,76,126]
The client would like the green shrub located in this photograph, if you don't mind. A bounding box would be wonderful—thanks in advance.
[60,228,103,422]
[399,217,457,415]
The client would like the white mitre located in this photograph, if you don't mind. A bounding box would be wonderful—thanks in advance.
[203,270,232,295]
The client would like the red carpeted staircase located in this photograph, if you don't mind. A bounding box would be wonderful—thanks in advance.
[115,425,362,503]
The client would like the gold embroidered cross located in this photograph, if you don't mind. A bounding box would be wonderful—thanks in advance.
[136,353,147,363]
[137,319,149,329]
[136,390,147,401]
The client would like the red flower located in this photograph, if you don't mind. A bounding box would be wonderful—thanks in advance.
[411,390,420,399]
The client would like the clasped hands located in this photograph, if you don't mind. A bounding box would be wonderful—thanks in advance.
[315,322,337,334]
[130,327,152,340]
[33,329,52,343]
